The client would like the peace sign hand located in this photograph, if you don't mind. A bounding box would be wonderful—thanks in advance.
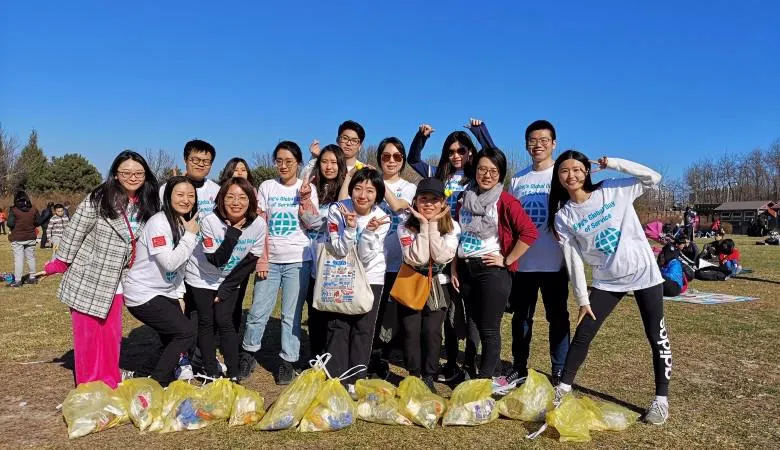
[367,215,391,232]
[339,203,358,229]
[299,176,314,201]
[589,156,608,172]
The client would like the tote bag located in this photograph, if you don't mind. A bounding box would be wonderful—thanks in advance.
[312,242,374,315]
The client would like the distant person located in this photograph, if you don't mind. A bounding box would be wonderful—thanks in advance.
[657,246,685,297]
[0,207,7,235]
[710,216,721,234]
[698,230,725,263]
[674,235,699,262]
[46,204,70,254]
[718,238,742,276]
[7,191,41,287]
[63,201,71,218]
[683,206,696,241]
[39,202,55,248]
[218,157,256,187]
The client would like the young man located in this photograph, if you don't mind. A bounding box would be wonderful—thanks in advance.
[506,120,570,386]
[159,139,221,219]
[305,120,366,176]
[46,203,70,254]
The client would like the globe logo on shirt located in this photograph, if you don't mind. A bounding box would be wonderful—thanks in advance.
[269,211,299,236]
[460,232,484,253]
[522,195,548,228]
[164,271,177,283]
[222,255,241,272]
[594,227,621,255]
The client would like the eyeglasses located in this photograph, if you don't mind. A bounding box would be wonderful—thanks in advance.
[225,194,249,204]
[449,147,468,156]
[381,153,403,163]
[477,166,499,177]
[117,171,146,180]
[527,137,552,146]
[338,135,361,146]
[188,156,212,166]
[275,159,298,167]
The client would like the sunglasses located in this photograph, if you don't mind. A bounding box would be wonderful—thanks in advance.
[449,147,468,156]
[381,153,404,163]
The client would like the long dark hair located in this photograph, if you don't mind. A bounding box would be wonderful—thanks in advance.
[313,144,347,205]
[435,131,477,184]
[218,157,256,186]
[547,150,603,234]
[90,150,159,221]
[376,137,407,173]
[162,176,198,247]
[214,177,258,227]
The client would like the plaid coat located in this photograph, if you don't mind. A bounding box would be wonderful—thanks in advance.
[56,196,142,319]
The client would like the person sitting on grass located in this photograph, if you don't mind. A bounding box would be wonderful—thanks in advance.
[718,238,742,277]
[657,246,685,297]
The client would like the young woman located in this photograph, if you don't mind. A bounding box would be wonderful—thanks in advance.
[324,168,391,386]
[43,151,159,388]
[397,178,460,393]
[239,141,319,385]
[299,144,347,358]
[186,177,266,379]
[122,176,200,385]
[451,147,537,384]
[218,157,256,187]
[657,246,685,297]
[548,150,672,425]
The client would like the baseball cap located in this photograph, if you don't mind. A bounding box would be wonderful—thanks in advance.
[415,177,445,198]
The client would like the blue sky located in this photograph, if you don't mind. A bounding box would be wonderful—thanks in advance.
[1,0,778,180]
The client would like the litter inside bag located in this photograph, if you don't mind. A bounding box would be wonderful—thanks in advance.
[398,376,447,430]
[442,379,498,426]
[355,379,412,426]
[497,369,554,422]
[580,396,640,431]
[256,367,327,431]
[545,394,592,443]
[229,384,265,427]
[117,378,163,432]
[62,381,130,439]
[158,380,220,433]
[199,378,235,420]
[298,378,356,432]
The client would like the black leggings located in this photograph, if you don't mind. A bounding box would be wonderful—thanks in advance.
[305,276,327,358]
[662,277,682,297]
[190,285,240,378]
[561,284,672,396]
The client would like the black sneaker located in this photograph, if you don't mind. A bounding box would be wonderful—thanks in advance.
[7,281,22,288]
[238,351,257,380]
[505,368,528,388]
[276,360,297,385]
[463,365,478,380]
[437,364,461,383]
[422,376,437,394]
[551,369,563,386]
[24,276,38,285]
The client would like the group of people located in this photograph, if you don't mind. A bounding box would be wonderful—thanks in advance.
[39,118,673,426]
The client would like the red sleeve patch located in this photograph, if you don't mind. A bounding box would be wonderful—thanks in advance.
[203,237,214,248]
[400,236,413,247]
[151,236,167,248]
[328,222,338,233]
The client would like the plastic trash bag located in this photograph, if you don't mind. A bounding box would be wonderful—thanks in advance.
[256,367,327,431]
[229,384,265,427]
[398,376,447,429]
[355,379,412,426]
[117,378,163,432]
[545,394,591,443]
[497,369,554,422]
[580,396,640,431]
[62,381,129,439]
[442,379,498,426]
[199,378,235,420]
[298,378,356,432]
[159,380,223,433]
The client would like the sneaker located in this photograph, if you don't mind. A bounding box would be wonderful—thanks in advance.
[347,384,358,401]
[551,369,563,386]
[644,400,669,425]
[491,376,514,395]
[121,369,136,381]
[437,364,461,383]
[422,376,437,394]
[7,281,22,288]
[24,276,38,285]
[238,351,257,380]
[504,368,528,388]
[276,360,296,385]
[553,385,570,408]
[369,357,390,380]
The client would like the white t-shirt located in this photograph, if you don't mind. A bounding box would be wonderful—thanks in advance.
[185,212,266,290]
[302,159,364,182]
[158,179,221,220]
[327,200,390,285]
[509,165,564,272]
[124,212,199,307]
[116,202,142,295]
[555,158,664,306]
[445,171,466,215]
[380,178,416,273]
[457,198,501,258]
[258,178,319,263]
[398,221,461,284]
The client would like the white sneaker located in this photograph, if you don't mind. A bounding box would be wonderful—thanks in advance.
[176,364,194,381]
[553,385,570,408]
[121,369,135,381]
[644,400,669,425]
[347,384,358,401]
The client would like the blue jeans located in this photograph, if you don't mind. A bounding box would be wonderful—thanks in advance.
[241,261,311,362]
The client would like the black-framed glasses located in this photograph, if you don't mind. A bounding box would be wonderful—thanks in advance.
[188,156,213,166]
[477,166,499,177]
[117,170,146,179]
[338,135,361,146]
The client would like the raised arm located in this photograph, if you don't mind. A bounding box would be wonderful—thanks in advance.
[466,119,496,150]
[408,125,436,178]
[604,157,662,189]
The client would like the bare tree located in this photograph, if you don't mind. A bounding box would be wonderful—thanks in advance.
[144,148,176,184]
[0,124,20,196]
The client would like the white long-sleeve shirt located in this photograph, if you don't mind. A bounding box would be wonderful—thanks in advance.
[554,158,664,306]
[398,221,461,284]
[326,200,390,285]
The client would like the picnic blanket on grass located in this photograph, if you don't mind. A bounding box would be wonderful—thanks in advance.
[664,290,758,304]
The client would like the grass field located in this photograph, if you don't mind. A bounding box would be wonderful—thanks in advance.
[0,236,778,449]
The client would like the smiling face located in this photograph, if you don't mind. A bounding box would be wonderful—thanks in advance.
[475,157,500,191]
[274,149,299,183]
[351,180,377,216]
[319,151,339,180]
[116,159,146,196]
[223,184,249,223]
[185,150,213,181]
[448,141,469,170]
[380,143,403,177]
[557,158,589,194]
[232,161,248,179]
[415,193,445,220]
[525,129,556,165]
[170,182,196,216]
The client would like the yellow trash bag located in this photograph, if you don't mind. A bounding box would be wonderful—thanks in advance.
[497,369,554,422]
[158,380,214,433]
[298,378,356,432]
[117,378,163,432]
[580,397,640,431]
[442,379,498,426]
[62,381,129,439]
[229,384,265,427]
[199,378,235,420]
[355,379,412,426]
[256,367,327,430]
[545,394,592,443]
[398,376,447,429]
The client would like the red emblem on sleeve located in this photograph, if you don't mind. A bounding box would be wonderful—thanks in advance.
[328,223,338,233]
[400,236,413,247]
[203,237,214,248]
[151,236,167,248]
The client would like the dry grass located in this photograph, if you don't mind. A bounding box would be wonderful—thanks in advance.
[0,237,778,449]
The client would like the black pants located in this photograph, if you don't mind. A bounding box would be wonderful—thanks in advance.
[325,284,383,384]
[443,283,479,368]
[561,284,671,396]
[127,296,197,385]
[373,271,399,358]
[233,275,250,333]
[457,258,512,378]
[190,285,240,378]
[305,276,327,358]
[398,296,448,377]
[40,223,49,248]
[511,269,570,373]
[662,277,682,297]
[0,222,6,234]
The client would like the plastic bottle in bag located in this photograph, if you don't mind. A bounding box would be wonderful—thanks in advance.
[355,379,412,426]
[229,384,265,427]
[298,378,356,432]
[398,376,447,430]
[442,379,498,426]
[256,367,327,431]
[497,369,554,422]
[117,378,163,432]
[62,381,129,439]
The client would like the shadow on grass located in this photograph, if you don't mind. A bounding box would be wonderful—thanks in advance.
[733,275,780,285]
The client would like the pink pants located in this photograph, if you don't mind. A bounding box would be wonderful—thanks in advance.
[70,294,124,388]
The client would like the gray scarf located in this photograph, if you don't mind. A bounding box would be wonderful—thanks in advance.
[460,182,502,239]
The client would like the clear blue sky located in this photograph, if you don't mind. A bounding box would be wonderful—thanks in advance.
[2,0,778,180]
